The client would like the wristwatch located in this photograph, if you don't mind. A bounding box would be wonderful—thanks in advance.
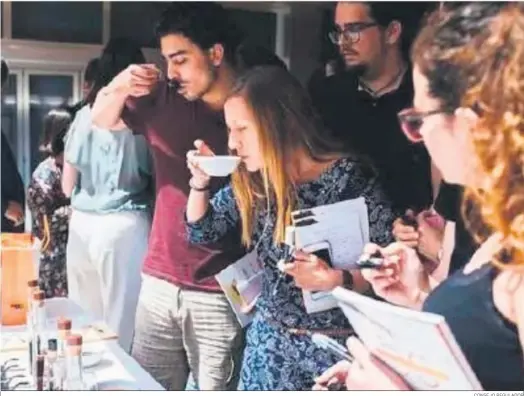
[189,178,210,192]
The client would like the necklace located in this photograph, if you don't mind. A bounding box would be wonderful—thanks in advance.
[358,64,406,98]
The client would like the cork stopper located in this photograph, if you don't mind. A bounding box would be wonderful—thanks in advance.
[67,334,83,346]
[28,279,38,288]
[57,317,72,330]
[32,290,45,301]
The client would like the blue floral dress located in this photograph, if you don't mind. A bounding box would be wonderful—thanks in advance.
[27,157,70,298]
[186,158,397,390]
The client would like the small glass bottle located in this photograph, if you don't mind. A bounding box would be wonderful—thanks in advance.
[57,317,72,357]
[55,317,72,390]
[63,334,84,391]
[26,280,39,374]
[35,354,45,391]
[45,339,58,391]
[26,279,39,324]
[30,290,46,379]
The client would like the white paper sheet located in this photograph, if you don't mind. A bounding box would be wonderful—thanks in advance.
[215,250,264,327]
[332,287,482,391]
[291,197,369,314]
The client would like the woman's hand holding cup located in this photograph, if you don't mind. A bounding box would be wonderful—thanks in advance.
[186,139,215,190]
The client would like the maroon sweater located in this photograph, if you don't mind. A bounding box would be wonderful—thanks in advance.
[122,82,244,292]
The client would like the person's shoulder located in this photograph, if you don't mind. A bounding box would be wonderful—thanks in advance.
[336,155,380,186]
[31,158,56,182]
[322,72,359,95]
[310,71,360,112]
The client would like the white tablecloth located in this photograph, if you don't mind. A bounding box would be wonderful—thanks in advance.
[0,298,164,391]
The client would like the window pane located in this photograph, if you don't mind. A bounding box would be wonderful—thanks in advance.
[110,2,164,48]
[12,2,103,44]
[28,75,74,173]
[228,9,277,51]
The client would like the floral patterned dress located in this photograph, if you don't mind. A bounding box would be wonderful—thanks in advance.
[186,157,398,390]
[27,157,70,298]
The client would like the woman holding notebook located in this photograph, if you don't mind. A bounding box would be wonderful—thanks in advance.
[317,3,524,391]
[185,66,397,390]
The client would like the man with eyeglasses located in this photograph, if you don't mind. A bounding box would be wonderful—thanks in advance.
[310,2,435,216]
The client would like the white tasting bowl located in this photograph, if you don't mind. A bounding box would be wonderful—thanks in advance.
[193,155,241,177]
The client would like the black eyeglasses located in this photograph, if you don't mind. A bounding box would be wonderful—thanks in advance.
[328,22,378,45]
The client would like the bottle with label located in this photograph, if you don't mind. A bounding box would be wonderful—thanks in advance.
[63,334,84,391]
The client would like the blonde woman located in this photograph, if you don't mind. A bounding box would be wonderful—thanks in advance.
[185,66,397,390]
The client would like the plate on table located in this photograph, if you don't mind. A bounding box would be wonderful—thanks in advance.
[82,347,105,369]
[91,379,141,391]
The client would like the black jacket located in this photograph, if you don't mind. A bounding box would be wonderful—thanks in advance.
[1,131,25,233]
[309,70,433,213]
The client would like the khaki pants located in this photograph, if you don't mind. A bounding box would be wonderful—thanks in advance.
[131,274,245,390]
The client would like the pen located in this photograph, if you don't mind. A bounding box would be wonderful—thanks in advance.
[311,333,354,363]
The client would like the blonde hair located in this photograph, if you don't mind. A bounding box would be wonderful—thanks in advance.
[228,66,344,247]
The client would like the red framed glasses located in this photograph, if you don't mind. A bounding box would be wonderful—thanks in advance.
[398,108,447,142]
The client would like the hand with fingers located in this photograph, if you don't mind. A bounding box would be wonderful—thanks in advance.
[392,209,419,248]
[345,337,411,390]
[281,250,342,291]
[109,64,161,98]
[5,201,24,226]
[186,139,215,190]
[313,360,352,390]
[416,210,445,263]
[359,242,430,309]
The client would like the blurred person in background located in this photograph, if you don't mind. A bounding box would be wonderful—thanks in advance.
[311,2,436,216]
[1,59,25,233]
[27,108,74,298]
[62,37,153,353]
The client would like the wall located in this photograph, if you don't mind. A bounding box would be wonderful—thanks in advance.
[1,1,326,85]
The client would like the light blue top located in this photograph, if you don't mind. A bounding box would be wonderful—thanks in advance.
[64,105,153,214]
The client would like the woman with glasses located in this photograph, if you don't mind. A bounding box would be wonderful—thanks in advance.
[316,3,524,391]
[185,66,397,390]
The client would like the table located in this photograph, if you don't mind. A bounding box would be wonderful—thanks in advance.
[0,298,164,391]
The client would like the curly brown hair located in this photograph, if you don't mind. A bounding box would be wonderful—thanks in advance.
[412,3,524,269]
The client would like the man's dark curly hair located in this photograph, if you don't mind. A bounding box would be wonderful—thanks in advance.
[155,2,245,65]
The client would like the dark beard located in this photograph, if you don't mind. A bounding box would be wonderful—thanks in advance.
[344,62,367,77]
